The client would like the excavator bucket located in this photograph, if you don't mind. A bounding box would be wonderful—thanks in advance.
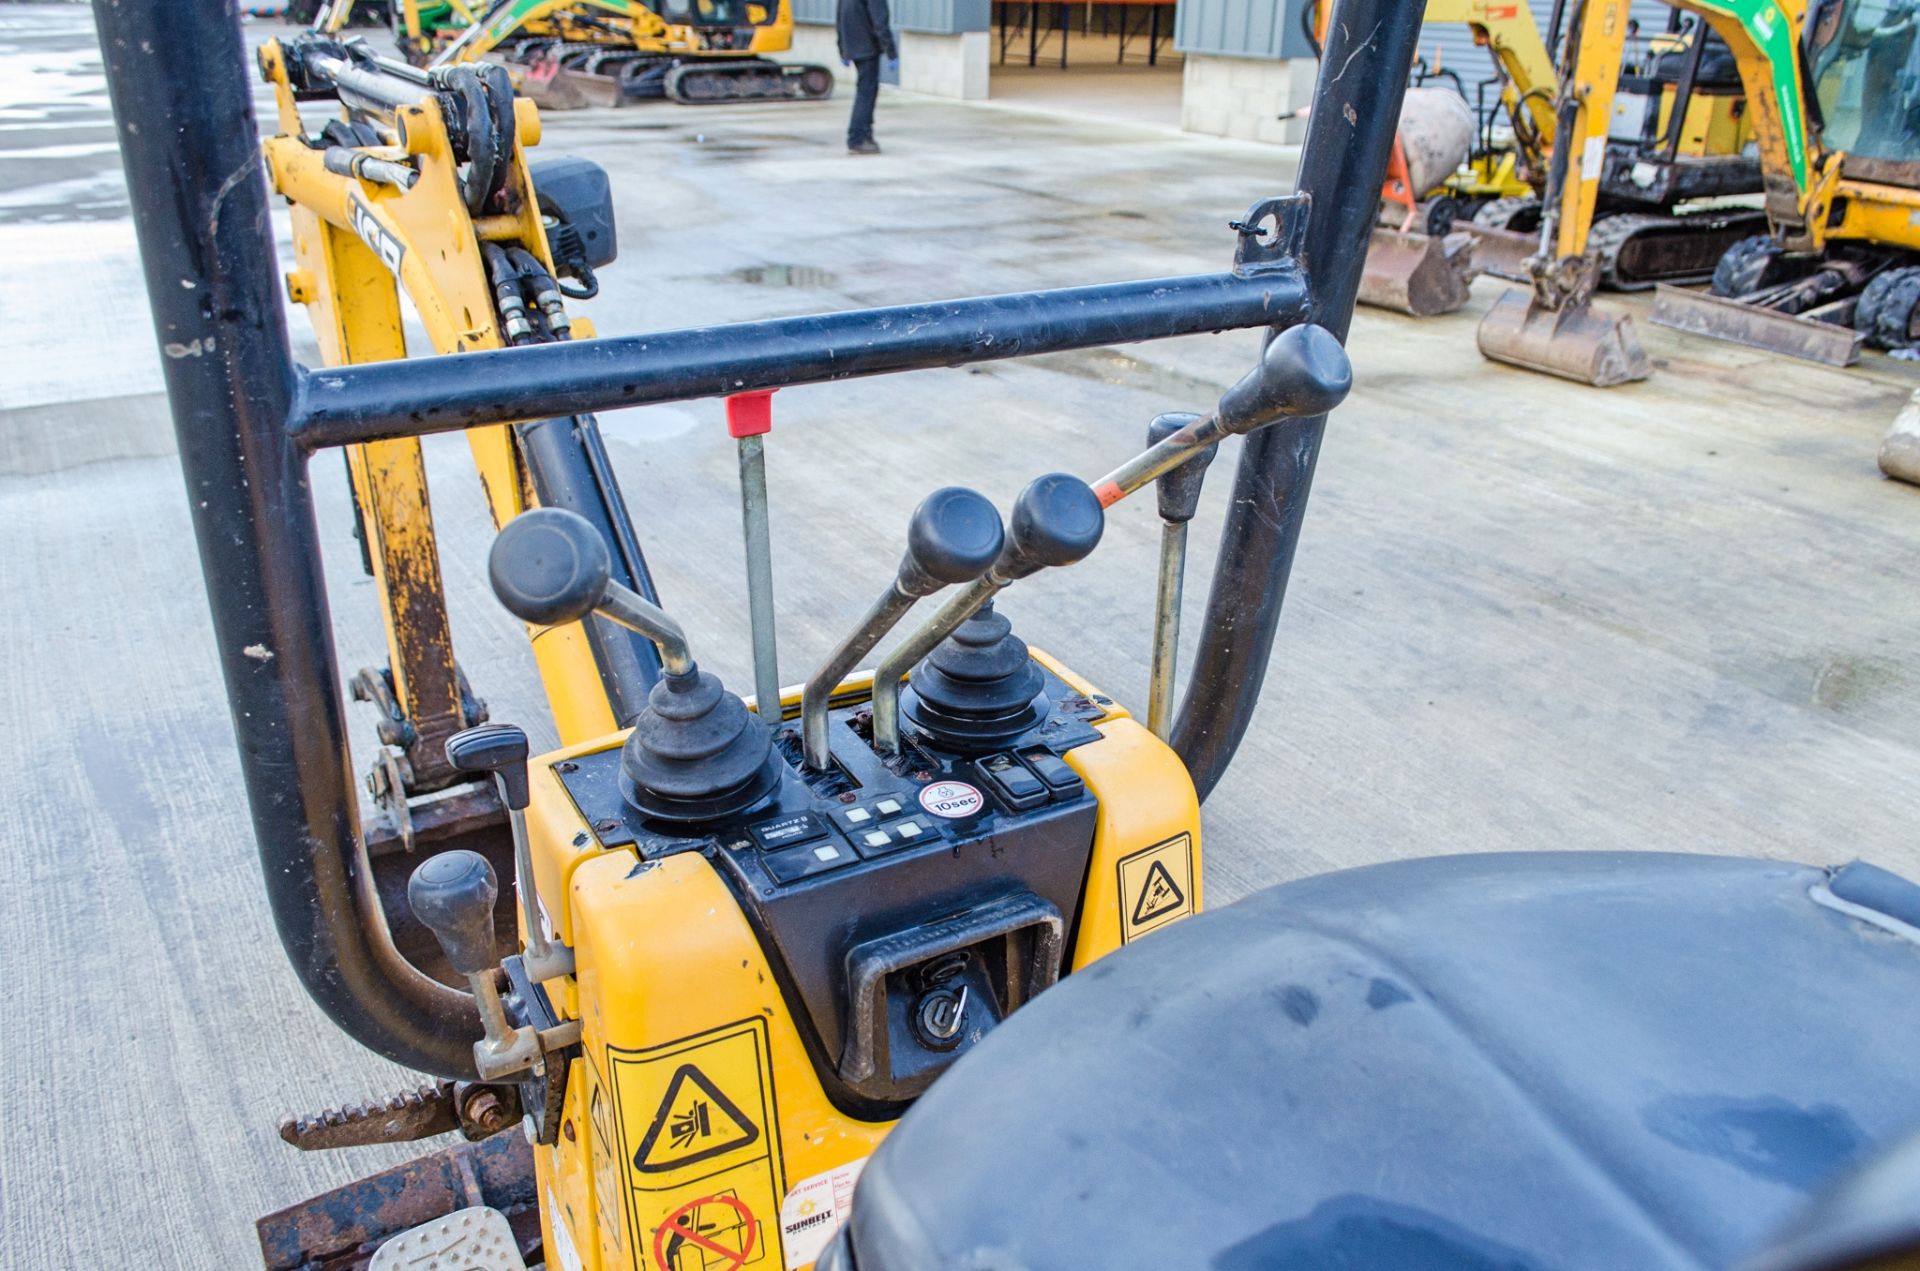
[517,58,620,111]
[1476,286,1651,387]
[1357,228,1476,317]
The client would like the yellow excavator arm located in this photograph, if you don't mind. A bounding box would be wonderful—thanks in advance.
[1542,0,1634,262]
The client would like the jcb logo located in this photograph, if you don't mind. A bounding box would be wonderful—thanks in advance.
[348,195,405,274]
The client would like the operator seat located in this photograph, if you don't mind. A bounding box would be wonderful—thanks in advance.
[821,852,1920,1270]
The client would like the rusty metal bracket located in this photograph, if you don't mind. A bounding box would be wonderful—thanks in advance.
[258,1132,540,1271]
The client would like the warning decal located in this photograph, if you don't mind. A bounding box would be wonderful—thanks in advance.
[1116,833,1195,943]
[1131,860,1185,926]
[609,1018,785,1270]
[653,1191,763,1271]
[635,1064,761,1172]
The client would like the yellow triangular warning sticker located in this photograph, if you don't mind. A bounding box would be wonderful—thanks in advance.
[633,1064,760,1173]
[1117,834,1195,943]
[1132,859,1186,925]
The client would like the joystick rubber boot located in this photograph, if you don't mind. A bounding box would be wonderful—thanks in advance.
[619,667,783,824]
[899,601,1048,753]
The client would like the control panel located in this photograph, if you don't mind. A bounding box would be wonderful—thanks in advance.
[553,658,1110,1110]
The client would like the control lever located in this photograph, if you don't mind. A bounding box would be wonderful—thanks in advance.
[489,507,780,823]
[445,723,572,982]
[871,473,1105,756]
[1144,413,1216,740]
[1088,323,1350,510]
[489,506,694,675]
[800,487,1005,770]
[408,850,544,1080]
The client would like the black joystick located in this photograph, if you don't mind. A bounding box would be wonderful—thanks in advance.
[899,600,1048,751]
[1148,412,1215,524]
[1217,322,1352,435]
[409,849,500,979]
[619,669,782,822]
[800,487,1005,770]
[886,474,1105,754]
[488,507,779,825]
[901,487,1006,594]
[997,471,1105,581]
[488,506,611,627]
[409,849,538,1075]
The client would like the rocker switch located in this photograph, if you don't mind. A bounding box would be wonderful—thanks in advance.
[977,753,1048,810]
[1017,748,1085,801]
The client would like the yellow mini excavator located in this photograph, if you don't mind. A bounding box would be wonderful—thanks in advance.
[1649,0,1920,366]
[1339,0,1766,331]
[321,0,834,103]
[99,1,1920,1268]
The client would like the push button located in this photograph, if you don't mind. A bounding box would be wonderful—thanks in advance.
[891,817,929,840]
[976,753,1048,811]
[1017,747,1085,800]
[874,797,904,816]
[761,836,857,884]
[749,811,827,850]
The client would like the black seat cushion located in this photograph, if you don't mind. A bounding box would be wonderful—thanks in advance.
[831,853,1920,1270]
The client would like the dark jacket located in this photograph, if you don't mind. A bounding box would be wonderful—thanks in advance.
[837,0,896,61]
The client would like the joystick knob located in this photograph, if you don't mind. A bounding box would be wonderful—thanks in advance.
[900,487,1006,596]
[409,849,499,978]
[1217,323,1352,435]
[1147,412,1215,525]
[488,507,610,628]
[800,488,1004,770]
[486,508,775,824]
[871,474,1105,756]
[996,472,1105,581]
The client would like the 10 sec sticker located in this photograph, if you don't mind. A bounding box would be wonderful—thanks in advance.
[918,780,984,819]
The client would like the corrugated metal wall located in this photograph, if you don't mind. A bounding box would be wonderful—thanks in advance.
[1174,0,1315,60]
[791,0,989,33]
[1166,0,1678,84]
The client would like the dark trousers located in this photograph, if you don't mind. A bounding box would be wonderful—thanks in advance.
[848,56,880,145]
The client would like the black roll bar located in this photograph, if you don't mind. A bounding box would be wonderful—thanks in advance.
[93,0,1422,1077]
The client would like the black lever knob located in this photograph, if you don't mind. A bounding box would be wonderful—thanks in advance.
[446,723,531,811]
[408,850,500,979]
[1147,412,1216,524]
[488,507,611,626]
[898,487,1005,597]
[997,473,1105,581]
[1216,323,1352,435]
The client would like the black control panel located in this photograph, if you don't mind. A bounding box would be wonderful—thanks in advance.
[554,664,1111,1114]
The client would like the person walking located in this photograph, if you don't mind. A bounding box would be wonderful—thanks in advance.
[837,0,896,154]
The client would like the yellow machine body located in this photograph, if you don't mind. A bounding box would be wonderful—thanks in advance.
[258,44,1203,1268]
[1632,78,1751,157]
[527,666,1201,1270]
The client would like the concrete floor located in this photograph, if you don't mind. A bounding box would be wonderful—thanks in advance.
[3,3,1919,1266]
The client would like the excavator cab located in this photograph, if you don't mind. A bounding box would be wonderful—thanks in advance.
[1805,0,1920,165]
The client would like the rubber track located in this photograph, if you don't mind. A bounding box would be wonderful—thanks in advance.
[1472,195,1541,233]
[1591,210,1768,292]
